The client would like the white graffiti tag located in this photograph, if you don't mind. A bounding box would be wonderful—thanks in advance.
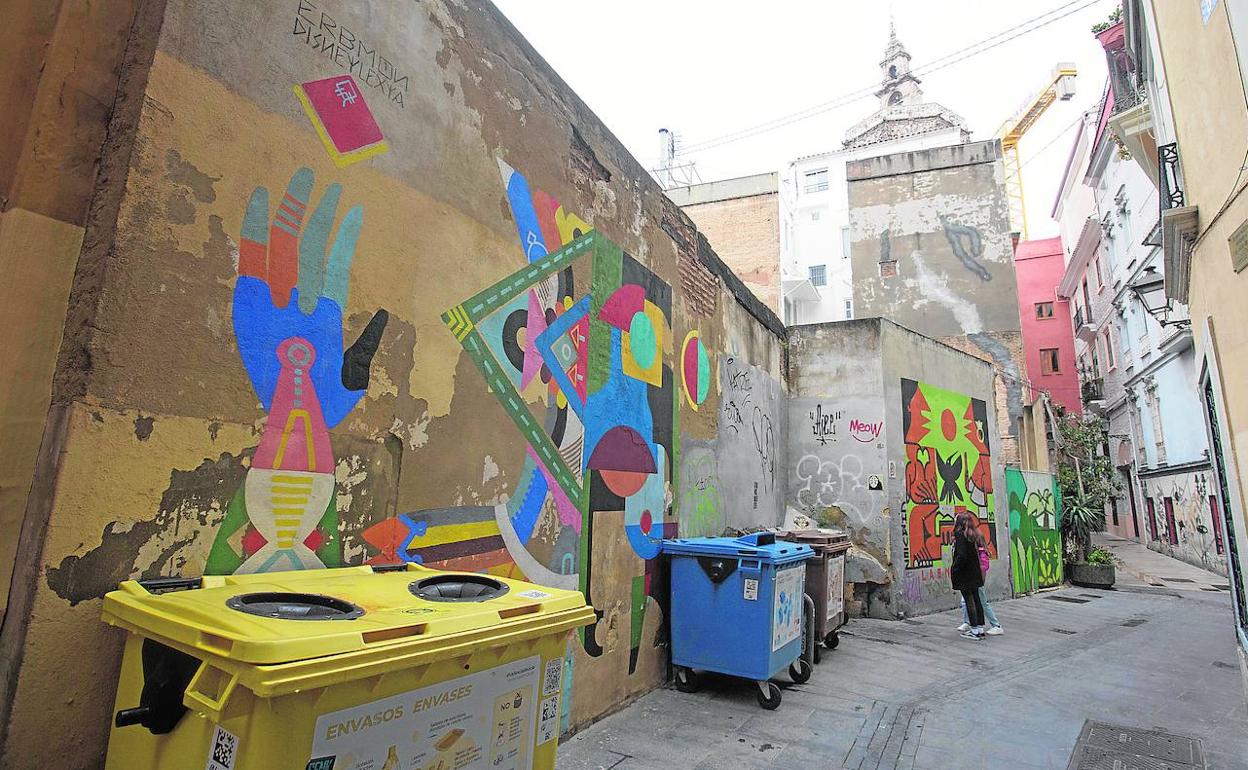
[794,453,881,524]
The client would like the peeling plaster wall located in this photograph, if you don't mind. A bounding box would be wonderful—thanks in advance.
[786,321,889,618]
[847,141,1026,466]
[0,1,785,765]
[787,319,1010,620]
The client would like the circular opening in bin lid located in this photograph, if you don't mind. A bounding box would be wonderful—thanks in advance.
[225,592,364,620]
[409,574,510,602]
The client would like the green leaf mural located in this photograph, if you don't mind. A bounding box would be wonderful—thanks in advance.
[1006,468,1064,593]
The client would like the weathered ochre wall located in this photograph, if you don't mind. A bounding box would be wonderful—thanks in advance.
[0,1,786,766]
[0,0,142,619]
[681,192,782,315]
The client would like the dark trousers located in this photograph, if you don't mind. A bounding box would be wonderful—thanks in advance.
[960,587,985,629]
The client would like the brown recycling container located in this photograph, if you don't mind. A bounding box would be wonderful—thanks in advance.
[777,529,850,658]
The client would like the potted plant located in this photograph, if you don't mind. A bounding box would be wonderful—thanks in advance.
[1053,407,1123,587]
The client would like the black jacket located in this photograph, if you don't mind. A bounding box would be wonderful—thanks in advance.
[949,529,984,591]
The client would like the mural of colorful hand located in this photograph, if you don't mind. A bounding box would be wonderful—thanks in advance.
[207,168,388,575]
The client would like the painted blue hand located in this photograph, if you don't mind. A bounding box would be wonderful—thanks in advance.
[232,168,388,428]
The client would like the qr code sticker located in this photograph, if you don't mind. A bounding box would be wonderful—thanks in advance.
[542,657,563,697]
[537,696,560,744]
[206,725,239,770]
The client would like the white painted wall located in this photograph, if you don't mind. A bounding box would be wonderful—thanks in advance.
[779,126,967,326]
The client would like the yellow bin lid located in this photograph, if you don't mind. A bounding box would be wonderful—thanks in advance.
[102,565,593,667]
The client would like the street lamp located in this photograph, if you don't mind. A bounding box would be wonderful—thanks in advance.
[1128,266,1190,328]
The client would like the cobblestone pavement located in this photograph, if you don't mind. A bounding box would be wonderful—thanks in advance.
[557,545,1248,770]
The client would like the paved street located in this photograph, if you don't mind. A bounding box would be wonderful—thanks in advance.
[558,545,1248,770]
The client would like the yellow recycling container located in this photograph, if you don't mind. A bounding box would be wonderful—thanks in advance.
[101,564,594,770]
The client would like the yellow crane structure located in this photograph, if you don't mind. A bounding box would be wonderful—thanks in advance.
[998,63,1078,238]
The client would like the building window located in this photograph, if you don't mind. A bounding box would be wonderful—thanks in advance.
[841,226,851,258]
[888,64,898,78]
[811,210,821,221]
[1081,278,1091,311]
[1146,385,1167,464]
[1146,497,1158,540]
[1211,495,1225,555]
[1040,348,1061,375]
[844,299,852,320]
[1093,254,1104,288]
[1102,329,1116,370]
[1035,301,1055,319]
[809,264,827,287]
[1110,497,1120,527]
[803,168,829,193]
[1164,497,1178,545]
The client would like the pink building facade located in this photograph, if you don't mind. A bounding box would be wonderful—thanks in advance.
[1015,237,1082,415]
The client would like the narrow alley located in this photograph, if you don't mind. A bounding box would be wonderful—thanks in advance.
[558,540,1247,770]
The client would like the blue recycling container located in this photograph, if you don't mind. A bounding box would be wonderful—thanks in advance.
[661,532,814,709]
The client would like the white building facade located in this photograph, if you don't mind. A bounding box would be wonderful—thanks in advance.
[780,25,971,325]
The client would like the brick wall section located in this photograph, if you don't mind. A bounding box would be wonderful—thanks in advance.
[680,192,780,315]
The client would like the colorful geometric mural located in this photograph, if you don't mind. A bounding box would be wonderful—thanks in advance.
[1006,468,1063,594]
[207,168,388,574]
[901,378,997,569]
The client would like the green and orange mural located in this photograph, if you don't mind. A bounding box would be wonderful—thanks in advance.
[901,378,997,569]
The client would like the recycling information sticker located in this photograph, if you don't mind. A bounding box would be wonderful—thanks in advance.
[309,655,542,770]
[771,566,805,652]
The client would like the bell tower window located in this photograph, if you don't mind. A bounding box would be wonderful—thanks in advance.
[888,64,897,79]
[888,91,903,105]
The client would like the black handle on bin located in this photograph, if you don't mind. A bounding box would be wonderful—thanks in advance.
[114,707,151,728]
[137,576,202,593]
[371,563,409,573]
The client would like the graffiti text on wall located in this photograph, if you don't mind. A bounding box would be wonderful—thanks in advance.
[901,379,996,570]
[292,0,410,107]
[809,405,842,446]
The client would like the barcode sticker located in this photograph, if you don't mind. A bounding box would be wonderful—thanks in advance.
[206,725,239,770]
[518,589,551,600]
[537,696,560,744]
[542,657,563,696]
[743,578,759,601]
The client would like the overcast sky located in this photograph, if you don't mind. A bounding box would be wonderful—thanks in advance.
[492,0,1121,239]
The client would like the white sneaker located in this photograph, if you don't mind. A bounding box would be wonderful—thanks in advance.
[960,630,982,640]
[956,623,970,632]
[986,626,1004,636]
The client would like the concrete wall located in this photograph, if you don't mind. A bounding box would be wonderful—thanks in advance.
[787,319,1010,620]
[847,140,1027,466]
[0,1,786,765]
[786,320,889,617]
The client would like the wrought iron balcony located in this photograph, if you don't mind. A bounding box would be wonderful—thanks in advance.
[1073,307,1096,343]
[1159,143,1185,211]
[1106,43,1146,114]
[1082,377,1106,409]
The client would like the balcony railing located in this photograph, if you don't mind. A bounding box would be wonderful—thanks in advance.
[1106,46,1146,114]
[1159,143,1185,211]
[1082,377,1105,405]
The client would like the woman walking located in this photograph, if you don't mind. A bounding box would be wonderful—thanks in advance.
[950,511,986,640]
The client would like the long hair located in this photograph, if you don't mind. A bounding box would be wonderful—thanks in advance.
[954,511,987,547]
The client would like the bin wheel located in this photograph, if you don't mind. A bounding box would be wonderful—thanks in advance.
[675,667,699,693]
[756,681,782,710]
[825,631,840,649]
[789,658,812,685]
